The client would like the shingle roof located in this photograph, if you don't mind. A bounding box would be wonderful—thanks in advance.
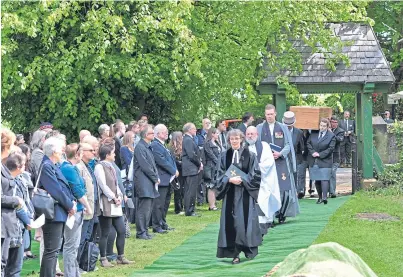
[261,23,395,84]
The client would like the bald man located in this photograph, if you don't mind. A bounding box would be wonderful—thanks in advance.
[246,126,281,233]
[79,130,91,143]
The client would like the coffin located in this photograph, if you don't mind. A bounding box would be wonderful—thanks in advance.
[289,106,332,130]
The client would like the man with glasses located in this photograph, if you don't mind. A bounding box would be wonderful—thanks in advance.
[132,125,160,239]
[182,123,203,216]
[330,116,344,198]
[76,141,98,272]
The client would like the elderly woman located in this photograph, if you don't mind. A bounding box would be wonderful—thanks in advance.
[39,137,77,277]
[98,124,110,140]
[1,128,25,276]
[94,144,132,267]
[203,127,221,211]
[29,130,47,179]
[307,118,336,205]
[215,129,261,264]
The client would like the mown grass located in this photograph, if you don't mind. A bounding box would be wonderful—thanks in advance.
[314,191,403,277]
[24,203,222,277]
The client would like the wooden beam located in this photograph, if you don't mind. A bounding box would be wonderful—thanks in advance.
[362,83,375,178]
[274,85,286,121]
[355,93,363,178]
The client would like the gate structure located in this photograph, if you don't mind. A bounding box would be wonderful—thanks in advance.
[257,23,395,188]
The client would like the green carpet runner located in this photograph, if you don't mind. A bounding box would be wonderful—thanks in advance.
[132,197,349,277]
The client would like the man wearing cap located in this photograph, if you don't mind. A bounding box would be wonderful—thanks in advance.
[256,104,299,224]
[282,111,305,199]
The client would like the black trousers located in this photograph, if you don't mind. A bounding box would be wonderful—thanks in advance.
[152,187,169,230]
[162,187,172,228]
[174,176,185,214]
[184,175,199,216]
[196,173,205,204]
[136,197,153,236]
[340,138,352,165]
[40,221,64,277]
[315,180,330,200]
[98,216,125,257]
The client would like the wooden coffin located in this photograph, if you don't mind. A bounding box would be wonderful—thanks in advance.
[289,106,332,130]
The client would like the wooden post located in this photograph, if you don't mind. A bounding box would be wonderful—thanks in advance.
[355,93,363,174]
[274,85,286,122]
[362,83,375,178]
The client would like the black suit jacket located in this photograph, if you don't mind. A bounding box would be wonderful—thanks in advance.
[114,136,123,169]
[331,127,344,163]
[307,131,336,168]
[132,139,160,198]
[150,139,177,187]
[291,127,304,163]
[237,123,247,134]
[339,119,355,134]
[182,134,201,177]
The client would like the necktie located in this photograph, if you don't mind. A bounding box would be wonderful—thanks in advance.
[319,132,324,140]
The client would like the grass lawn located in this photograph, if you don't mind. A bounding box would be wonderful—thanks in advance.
[314,191,403,277]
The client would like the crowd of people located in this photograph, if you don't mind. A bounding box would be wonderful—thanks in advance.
[1,104,359,276]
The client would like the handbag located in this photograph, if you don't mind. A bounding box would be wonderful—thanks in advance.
[78,241,100,272]
[124,215,131,238]
[31,165,57,220]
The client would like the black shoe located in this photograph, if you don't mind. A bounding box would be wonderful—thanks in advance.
[186,213,201,217]
[196,202,203,206]
[330,194,337,198]
[298,192,305,199]
[316,198,323,204]
[208,207,220,211]
[136,234,152,240]
[232,256,241,264]
[279,216,286,224]
[162,225,175,231]
[323,199,328,205]
[153,228,168,234]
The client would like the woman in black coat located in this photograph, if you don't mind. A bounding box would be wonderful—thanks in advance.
[307,118,336,204]
[168,131,185,214]
[203,128,221,211]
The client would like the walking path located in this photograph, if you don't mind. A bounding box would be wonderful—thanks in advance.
[132,196,349,277]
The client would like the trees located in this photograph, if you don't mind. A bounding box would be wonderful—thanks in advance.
[2,1,368,138]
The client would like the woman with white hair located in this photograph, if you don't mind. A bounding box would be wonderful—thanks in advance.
[29,130,47,179]
[98,124,110,140]
[38,137,77,277]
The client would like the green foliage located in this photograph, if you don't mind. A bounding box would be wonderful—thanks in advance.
[2,1,369,138]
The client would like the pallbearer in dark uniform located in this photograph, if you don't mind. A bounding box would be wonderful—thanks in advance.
[307,118,336,205]
[282,112,304,197]
[256,104,299,224]
[150,124,179,233]
[215,129,262,264]
[329,116,344,198]
[181,123,203,216]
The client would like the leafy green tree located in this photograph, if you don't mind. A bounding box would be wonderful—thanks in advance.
[2,1,369,138]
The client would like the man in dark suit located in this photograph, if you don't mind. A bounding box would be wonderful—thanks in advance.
[282,111,305,199]
[237,112,254,134]
[132,124,160,240]
[150,124,179,233]
[216,119,228,151]
[182,122,203,216]
[330,116,344,198]
[339,111,355,167]
[195,118,211,205]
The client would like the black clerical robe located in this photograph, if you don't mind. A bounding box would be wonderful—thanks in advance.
[215,147,262,259]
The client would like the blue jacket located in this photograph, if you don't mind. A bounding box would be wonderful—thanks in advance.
[150,139,177,187]
[120,146,133,172]
[39,156,74,222]
[60,161,86,212]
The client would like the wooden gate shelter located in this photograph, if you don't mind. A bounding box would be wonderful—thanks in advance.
[257,23,395,185]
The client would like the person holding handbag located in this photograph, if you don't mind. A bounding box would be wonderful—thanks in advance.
[94,144,132,267]
[38,137,77,277]
[203,128,221,211]
[307,118,336,205]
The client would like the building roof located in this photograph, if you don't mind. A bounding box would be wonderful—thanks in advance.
[261,23,395,85]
